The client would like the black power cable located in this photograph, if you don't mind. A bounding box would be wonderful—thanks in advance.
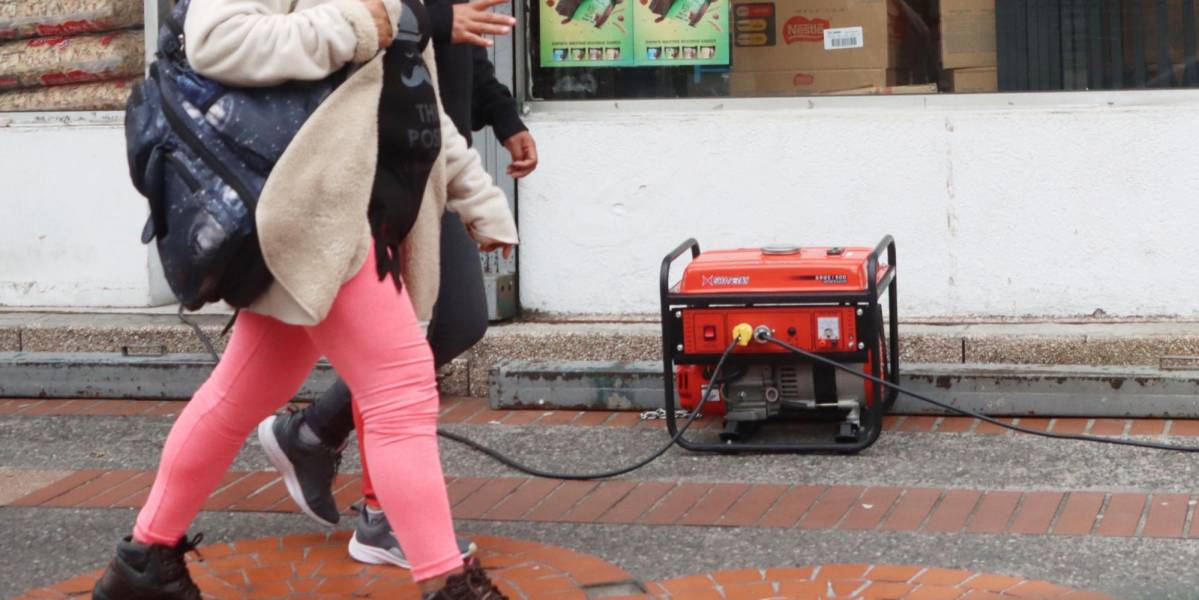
[178,306,220,362]
[437,339,740,480]
[760,333,1199,454]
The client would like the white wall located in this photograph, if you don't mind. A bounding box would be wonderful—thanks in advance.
[518,94,1199,317]
[7,94,1199,317]
[0,115,170,307]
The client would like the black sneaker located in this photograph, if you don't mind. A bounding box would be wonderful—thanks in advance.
[92,534,204,600]
[257,411,343,527]
[421,557,508,600]
[348,507,476,568]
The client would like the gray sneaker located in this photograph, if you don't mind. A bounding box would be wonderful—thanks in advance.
[257,411,343,527]
[348,508,477,569]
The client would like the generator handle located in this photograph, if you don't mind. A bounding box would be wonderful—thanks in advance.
[867,234,897,300]
[660,238,702,300]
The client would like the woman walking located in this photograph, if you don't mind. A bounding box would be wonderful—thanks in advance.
[91,0,516,597]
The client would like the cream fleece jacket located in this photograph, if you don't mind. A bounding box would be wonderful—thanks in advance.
[184,0,519,326]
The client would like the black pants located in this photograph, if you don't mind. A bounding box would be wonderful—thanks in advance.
[304,212,489,447]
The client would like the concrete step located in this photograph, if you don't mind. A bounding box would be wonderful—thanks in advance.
[0,352,335,400]
[8,312,1199,363]
[5,311,1199,405]
[4,349,1199,417]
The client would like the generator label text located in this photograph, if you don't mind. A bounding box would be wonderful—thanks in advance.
[702,275,751,287]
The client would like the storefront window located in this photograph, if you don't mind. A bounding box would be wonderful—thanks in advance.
[529,0,1199,99]
[0,0,144,112]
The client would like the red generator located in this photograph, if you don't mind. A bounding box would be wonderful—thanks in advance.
[659,237,898,453]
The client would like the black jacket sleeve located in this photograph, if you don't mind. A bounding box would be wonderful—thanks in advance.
[429,0,454,45]
[471,45,526,142]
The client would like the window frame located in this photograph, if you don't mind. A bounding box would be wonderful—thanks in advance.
[522,87,1199,114]
[8,0,1199,124]
[513,0,1199,112]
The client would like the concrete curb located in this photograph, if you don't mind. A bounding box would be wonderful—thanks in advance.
[489,360,1199,418]
[0,352,336,400]
[10,351,1199,418]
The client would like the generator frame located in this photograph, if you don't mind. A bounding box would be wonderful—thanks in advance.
[659,236,899,453]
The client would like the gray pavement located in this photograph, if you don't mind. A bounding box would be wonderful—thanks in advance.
[0,507,319,600]
[7,409,1199,599]
[7,413,1199,493]
[4,506,1199,599]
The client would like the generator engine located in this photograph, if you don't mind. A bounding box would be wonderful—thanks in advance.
[677,361,870,423]
[659,238,899,453]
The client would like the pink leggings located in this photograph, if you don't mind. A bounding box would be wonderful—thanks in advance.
[133,252,462,581]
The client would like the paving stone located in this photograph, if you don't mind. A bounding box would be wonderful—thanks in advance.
[0,468,72,505]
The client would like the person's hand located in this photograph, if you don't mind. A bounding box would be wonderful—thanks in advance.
[481,243,514,259]
[503,131,538,178]
[361,0,393,49]
[453,0,517,47]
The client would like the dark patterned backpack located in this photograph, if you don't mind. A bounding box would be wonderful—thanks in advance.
[125,0,345,309]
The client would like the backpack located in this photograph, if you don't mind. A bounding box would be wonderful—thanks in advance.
[125,0,345,309]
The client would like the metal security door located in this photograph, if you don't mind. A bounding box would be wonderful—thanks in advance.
[475,5,520,321]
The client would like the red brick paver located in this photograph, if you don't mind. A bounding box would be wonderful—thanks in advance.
[646,565,1112,599]
[1051,493,1104,536]
[882,488,942,532]
[925,490,982,534]
[1094,494,1147,537]
[17,540,1116,600]
[1008,492,1064,535]
[8,470,1194,545]
[16,533,633,600]
[1141,494,1190,538]
[967,491,1022,535]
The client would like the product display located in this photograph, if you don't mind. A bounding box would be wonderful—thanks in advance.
[731,0,906,73]
[539,0,634,66]
[0,0,142,40]
[727,0,935,96]
[633,0,729,66]
[0,29,143,91]
[0,76,137,111]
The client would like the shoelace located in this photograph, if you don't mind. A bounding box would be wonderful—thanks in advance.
[465,562,506,598]
[161,533,205,582]
[178,533,205,560]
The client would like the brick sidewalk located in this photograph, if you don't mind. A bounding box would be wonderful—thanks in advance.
[17,532,1111,599]
[8,468,1199,540]
[4,397,1189,597]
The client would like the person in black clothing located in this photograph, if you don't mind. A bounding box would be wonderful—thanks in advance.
[254,0,539,569]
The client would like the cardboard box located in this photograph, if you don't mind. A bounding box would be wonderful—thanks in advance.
[939,0,996,69]
[730,67,907,95]
[730,0,904,72]
[942,66,997,91]
[827,82,936,94]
